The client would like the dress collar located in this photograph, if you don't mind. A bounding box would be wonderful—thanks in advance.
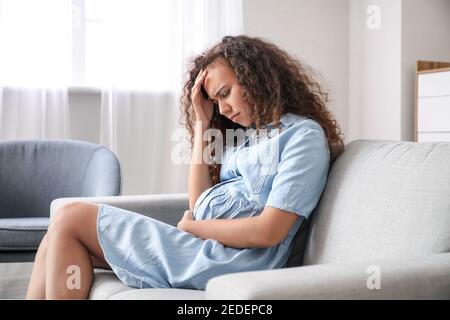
[253,112,303,129]
[279,112,302,127]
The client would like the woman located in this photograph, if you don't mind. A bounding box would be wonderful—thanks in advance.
[26,35,344,299]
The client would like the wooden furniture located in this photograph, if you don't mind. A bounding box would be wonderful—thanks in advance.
[415,61,450,142]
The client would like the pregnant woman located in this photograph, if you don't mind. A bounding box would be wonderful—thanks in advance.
[26,35,344,299]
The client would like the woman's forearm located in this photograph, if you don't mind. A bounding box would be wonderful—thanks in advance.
[184,216,270,249]
[188,121,213,210]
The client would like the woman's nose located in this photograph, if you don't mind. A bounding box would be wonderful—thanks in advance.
[218,101,231,115]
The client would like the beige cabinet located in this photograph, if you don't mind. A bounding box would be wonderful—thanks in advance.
[416,61,450,142]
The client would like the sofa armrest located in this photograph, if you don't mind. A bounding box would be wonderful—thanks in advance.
[205,252,450,300]
[50,193,189,227]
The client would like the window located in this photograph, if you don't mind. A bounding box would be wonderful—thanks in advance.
[0,0,72,86]
[0,0,198,90]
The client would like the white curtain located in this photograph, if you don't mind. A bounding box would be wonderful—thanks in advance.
[0,87,70,139]
[0,0,243,195]
[0,0,72,139]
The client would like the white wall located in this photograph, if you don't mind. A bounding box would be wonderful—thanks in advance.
[243,0,351,142]
[348,0,403,142]
[348,0,450,142]
[401,0,450,141]
[244,0,450,143]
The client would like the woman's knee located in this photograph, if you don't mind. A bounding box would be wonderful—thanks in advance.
[48,202,98,237]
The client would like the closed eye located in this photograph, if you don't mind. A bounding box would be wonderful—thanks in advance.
[209,89,230,104]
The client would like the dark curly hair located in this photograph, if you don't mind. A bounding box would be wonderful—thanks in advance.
[180,35,344,185]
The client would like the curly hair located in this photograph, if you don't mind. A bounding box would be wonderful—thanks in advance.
[180,35,345,185]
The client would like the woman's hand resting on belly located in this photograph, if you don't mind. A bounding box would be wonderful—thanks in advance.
[177,210,194,232]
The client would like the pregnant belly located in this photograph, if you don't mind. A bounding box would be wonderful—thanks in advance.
[193,181,262,221]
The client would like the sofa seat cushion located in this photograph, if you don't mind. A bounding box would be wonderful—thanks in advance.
[90,270,205,300]
[0,218,48,250]
[110,288,206,300]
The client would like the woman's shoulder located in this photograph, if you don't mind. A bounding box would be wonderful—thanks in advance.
[277,113,330,159]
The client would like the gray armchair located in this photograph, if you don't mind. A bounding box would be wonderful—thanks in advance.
[50,140,450,299]
[0,139,121,262]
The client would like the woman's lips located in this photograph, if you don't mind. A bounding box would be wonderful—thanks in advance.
[230,113,240,121]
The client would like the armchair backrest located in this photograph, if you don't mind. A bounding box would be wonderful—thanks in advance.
[0,139,121,218]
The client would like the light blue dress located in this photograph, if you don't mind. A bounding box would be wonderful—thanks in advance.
[96,113,330,290]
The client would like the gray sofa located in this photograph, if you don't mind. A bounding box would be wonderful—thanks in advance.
[0,139,121,263]
[50,140,450,299]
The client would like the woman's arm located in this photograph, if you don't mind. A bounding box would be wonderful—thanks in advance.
[188,121,213,210]
[188,69,214,210]
[178,206,299,249]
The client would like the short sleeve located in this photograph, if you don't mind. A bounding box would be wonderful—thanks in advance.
[265,125,330,219]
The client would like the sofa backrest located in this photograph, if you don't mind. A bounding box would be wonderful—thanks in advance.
[303,140,450,265]
[0,139,121,218]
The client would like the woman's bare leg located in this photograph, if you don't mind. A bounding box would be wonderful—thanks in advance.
[27,246,109,300]
[44,202,110,299]
[25,234,49,299]
[26,226,110,299]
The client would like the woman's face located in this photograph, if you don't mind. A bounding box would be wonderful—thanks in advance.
[203,59,253,127]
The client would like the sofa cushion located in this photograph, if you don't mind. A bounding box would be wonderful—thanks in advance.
[0,218,48,250]
[110,288,206,300]
[89,270,135,299]
[90,270,205,300]
[304,140,450,265]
